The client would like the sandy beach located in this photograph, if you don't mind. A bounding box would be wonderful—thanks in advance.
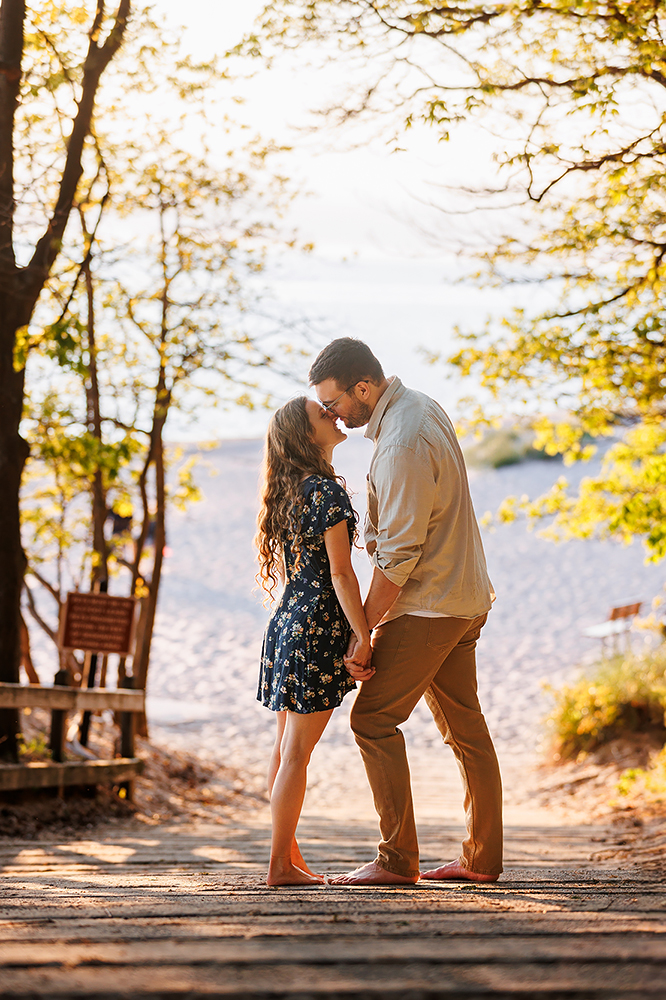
[25,434,666,823]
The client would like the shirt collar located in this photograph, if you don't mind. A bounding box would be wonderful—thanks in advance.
[364,376,403,441]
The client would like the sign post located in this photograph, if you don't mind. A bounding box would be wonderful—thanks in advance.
[58,593,138,657]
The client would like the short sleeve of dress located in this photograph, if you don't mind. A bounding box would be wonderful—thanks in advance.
[306,479,356,536]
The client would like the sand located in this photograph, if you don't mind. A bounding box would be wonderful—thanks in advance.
[24,435,666,827]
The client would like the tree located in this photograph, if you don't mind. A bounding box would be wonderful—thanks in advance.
[0,0,130,760]
[21,12,307,737]
[247,1,666,559]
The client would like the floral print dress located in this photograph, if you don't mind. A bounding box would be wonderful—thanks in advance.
[258,475,358,714]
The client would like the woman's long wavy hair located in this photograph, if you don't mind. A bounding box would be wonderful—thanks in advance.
[256,396,345,600]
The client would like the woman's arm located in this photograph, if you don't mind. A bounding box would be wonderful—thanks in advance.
[324,520,373,671]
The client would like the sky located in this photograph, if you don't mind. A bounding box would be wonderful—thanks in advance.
[158,0,474,259]
[152,1,523,440]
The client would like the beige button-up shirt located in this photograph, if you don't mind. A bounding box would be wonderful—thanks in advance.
[364,377,495,621]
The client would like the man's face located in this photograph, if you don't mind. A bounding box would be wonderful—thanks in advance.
[315,378,373,429]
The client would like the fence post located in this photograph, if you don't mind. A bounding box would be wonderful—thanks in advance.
[119,675,136,801]
[78,580,108,747]
[49,669,69,763]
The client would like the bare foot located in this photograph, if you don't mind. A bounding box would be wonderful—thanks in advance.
[267,857,325,887]
[328,860,419,886]
[420,860,499,883]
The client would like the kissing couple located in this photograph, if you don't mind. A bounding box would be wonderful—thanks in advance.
[255,338,502,887]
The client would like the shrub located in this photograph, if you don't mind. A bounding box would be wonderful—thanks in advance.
[617,745,666,806]
[463,428,555,469]
[545,648,666,760]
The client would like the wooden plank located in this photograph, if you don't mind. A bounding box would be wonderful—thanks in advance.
[1,912,664,943]
[3,934,666,967]
[1,892,663,923]
[0,959,664,996]
[0,758,143,792]
[0,682,144,713]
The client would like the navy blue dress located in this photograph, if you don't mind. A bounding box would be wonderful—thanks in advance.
[258,475,357,713]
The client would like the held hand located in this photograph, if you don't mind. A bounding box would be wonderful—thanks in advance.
[346,661,376,682]
[343,635,375,681]
[346,634,372,666]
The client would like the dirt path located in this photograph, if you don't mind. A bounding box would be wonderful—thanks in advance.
[1,746,665,998]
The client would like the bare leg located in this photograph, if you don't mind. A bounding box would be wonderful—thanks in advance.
[268,712,315,876]
[268,708,333,886]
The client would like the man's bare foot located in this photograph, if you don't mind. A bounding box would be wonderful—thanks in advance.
[328,860,419,886]
[267,857,325,887]
[420,860,499,883]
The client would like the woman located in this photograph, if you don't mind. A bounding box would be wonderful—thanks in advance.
[256,396,372,886]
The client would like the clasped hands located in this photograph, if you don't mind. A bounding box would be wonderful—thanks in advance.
[343,632,375,681]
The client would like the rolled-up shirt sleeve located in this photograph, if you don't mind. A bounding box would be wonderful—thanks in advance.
[369,445,436,588]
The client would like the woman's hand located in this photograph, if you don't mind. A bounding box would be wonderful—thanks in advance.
[344,634,375,681]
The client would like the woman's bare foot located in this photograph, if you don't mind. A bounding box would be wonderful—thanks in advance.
[420,860,499,883]
[328,860,419,886]
[292,840,316,876]
[267,856,325,887]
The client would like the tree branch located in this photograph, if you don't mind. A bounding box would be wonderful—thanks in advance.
[27,564,61,604]
[25,0,130,312]
[23,579,57,644]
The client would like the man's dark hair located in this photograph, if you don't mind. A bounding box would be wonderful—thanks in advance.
[308,337,384,387]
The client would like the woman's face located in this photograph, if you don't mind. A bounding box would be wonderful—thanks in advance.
[305,398,347,452]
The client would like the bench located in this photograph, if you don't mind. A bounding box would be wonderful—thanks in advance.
[582,602,642,653]
[0,680,145,797]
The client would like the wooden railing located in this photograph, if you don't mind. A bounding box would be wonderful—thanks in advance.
[0,679,145,797]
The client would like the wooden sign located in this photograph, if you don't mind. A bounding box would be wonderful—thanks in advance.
[58,592,138,656]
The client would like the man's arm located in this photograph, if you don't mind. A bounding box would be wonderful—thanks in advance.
[364,567,401,630]
[369,445,436,588]
[344,568,401,678]
[345,445,435,677]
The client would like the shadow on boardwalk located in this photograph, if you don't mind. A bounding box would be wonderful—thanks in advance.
[1,803,665,999]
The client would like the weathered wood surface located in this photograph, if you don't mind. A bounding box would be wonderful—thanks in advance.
[0,758,143,792]
[0,809,664,999]
[0,682,145,712]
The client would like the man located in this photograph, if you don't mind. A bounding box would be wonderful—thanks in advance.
[309,337,502,886]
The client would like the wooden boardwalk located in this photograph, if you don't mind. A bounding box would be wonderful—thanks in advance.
[1,800,664,999]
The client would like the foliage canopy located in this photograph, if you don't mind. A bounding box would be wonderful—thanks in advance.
[248,0,666,560]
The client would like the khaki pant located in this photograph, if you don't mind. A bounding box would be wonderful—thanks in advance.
[350,613,503,878]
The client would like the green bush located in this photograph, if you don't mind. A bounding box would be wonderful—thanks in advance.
[17,732,51,761]
[617,745,666,804]
[545,648,666,760]
[463,428,554,469]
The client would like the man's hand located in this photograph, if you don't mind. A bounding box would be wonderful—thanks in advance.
[344,634,375,682]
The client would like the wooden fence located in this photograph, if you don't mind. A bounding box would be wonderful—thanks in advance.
[0,679,144,797]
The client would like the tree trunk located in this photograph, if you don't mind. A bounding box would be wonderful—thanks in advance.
[83,250,109,587]
[132,422,167,738]
[19,609,39,684]
[0,0,131,759]
[0,305,30,760]
[79,255,109,746]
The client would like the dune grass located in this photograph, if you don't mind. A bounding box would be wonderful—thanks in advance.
[616,744,666,805]
[463,428,554,469]
[545,646,666,761]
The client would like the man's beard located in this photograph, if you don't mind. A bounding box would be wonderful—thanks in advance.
[341,399,373,429]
